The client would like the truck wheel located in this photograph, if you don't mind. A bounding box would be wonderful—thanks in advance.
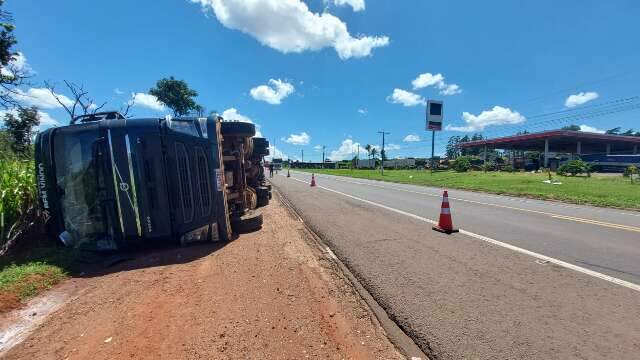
[221,122,256,137]
[257,196,269,208]
[231,210,263,233]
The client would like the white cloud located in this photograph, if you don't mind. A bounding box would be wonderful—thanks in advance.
[131,93,166,112]
[222,107,263,136]
[403,134,421,142]
[114,88,124,95]
[12,88,74,109]
[250,79,295,105]
[579,124,605,134]
[313,145,323,151]
[191,0,389,59]
[329,138,367,160]
[357,108,368,115]
[447,106,525,132]
[329,0,365,11]
[283,132,310,145]
[565,91,599,108]
[386,143,401,151]
[387,88,425,107]
[266,145,288,160]
[1,52,32,78]
[411,72,462,96]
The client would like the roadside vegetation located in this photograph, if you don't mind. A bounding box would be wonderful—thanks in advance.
[298,168,640,210]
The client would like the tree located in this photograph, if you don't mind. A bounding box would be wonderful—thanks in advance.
[149,76,198,117]
[370,147,378,160]
[446,135,461,159]
[364,144,372,160]
[3,106,39,155]
[381,149,387,161]
[0,1,28,109]
[45,80,108,123]
[562,124,581,131]
[605,127,621,135]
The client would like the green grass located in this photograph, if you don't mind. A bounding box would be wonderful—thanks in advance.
[298,169,640,210]
[0,261,67,299]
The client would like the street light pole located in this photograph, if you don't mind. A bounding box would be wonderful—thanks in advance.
[378,131,390,175]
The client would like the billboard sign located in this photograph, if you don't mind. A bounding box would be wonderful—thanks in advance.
[426,100,443,131]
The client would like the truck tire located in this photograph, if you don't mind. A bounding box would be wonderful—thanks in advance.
[253,137,269,148]
[221,122,256,137]
[256,186,270,208]
[231,210,263,233]
[257,196,269,208]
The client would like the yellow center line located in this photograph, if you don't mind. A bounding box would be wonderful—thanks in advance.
[300,172,640,234]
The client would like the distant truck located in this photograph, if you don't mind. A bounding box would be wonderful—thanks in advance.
[271,158,283,171]
[34,111,271,251]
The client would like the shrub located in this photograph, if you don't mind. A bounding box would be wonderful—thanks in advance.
[502,165,515,172]
[623,165,638,178]
[557,160,590,176]
[452,156,472,172]
[0,158,37,246]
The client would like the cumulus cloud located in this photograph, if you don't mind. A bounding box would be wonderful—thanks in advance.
[329,138,367,160]
[357,108,368,115]
[222,107,263,136]
[12,88,73,109]
[266,145,288,160]
[1,52,32,78]
[313,145,323,151]
[385,143,401,151]
[387,88,425,107]
[403,134,421,142]
[250,79,295,105]
[565,91,599,108]
[447,106,525,132]
[579,124,605,134]
[412,72,462,96]
[329,0,365,11]
[131,93,166,112]
[190,0,389,59]
[283,132,310,145]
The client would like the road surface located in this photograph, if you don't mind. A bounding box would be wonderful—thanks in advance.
[271,170,640,359]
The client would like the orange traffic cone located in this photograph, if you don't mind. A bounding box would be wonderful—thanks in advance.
[287,169,290,178]
[432,190,459,234]
[310,173,316,187]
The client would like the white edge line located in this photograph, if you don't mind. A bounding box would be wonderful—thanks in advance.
[285,175,640,293]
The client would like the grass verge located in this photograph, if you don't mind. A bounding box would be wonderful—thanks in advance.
[0,246,79,313]
[297,169,640,210]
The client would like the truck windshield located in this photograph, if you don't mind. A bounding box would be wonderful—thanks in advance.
[53,128,111,248]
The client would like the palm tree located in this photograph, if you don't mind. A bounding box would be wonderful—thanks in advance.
[364,144,372,160]
[370,147,378,160]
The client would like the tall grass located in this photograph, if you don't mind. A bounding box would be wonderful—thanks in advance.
[0,155,37,245]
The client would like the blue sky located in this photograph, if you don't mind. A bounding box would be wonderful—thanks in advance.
[5,0,640,160]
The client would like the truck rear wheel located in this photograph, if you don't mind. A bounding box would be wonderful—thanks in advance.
[231,210,263,234]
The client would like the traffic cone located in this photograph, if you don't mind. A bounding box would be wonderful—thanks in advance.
[310,173,316,187]
[287,169,290,178]
[432,191,459,234]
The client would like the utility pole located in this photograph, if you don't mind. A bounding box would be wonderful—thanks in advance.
[378,131,390,175]
[301,149,304,163]
[322,145,325,163]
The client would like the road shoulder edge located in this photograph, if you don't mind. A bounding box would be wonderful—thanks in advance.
[274,187,430,360]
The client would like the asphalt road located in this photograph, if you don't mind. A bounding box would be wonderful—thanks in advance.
[271,170,640,360]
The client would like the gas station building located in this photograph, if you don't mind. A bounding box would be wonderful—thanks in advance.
[459,130,640,169]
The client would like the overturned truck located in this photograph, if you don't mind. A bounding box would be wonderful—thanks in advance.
[34,111,271,251]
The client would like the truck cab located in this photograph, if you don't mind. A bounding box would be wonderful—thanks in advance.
[35,112,269,251]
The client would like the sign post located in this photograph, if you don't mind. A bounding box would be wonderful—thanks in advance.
[426,100,443,173]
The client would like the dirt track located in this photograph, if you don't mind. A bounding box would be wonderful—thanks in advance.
[1,194,402,359]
